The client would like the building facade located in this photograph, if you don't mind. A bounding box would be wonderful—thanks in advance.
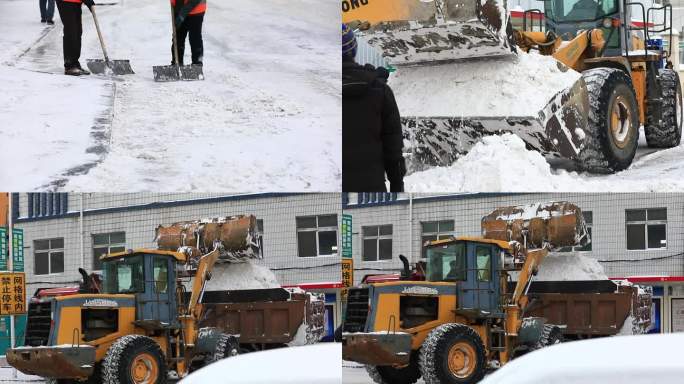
[8,192,343,344]
[343,192,684,333]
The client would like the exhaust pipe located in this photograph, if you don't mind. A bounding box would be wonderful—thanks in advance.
[399,254,411,280]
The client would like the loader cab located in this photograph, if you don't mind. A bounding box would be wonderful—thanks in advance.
[425,238,503,318]
[541,0,671,58]
[102,250,180,328]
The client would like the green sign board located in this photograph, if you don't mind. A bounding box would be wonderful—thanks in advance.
[342,214,352,259]
[11,229,23,273]
[0,228,6,271]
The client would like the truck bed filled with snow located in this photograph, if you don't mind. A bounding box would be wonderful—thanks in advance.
[205,262,280,291]
[535,253,608,281]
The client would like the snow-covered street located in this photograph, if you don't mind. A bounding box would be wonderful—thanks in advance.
[343,363,426,384]
[0,0,340,191]
[405,131,684,192]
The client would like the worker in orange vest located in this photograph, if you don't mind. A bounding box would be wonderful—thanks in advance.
[55,0,94,75]
[171,0,206,66]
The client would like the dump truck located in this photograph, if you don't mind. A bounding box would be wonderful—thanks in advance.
[341,202,632,384]
[359,266,651,341]
[343,0,682,173]
[31,283,326,354]
[7,216,260,383]
[198,288,325,351]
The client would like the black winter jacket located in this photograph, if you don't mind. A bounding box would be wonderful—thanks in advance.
[342,61,405,192]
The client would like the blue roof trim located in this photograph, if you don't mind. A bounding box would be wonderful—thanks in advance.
[342,193,529,209]
[14,193,301,223]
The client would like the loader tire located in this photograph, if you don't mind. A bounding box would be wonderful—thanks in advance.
[577,68,639,173]
[536,324,563,349]
[366,352,421,384]
[102,335,167,384]
[419,324,486,384]
[208,333,239,363]
[645,69,683,148]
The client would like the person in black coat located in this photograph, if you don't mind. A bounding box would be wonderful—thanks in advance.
[342,24,406,192]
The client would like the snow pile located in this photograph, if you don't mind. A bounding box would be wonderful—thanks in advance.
[205,262,280,291]
[535,253,608,281]
[180,343,342,384]
[618,315,638,335]
[405,134,557,191]
[390,51,580,117]
[405,133,684,192]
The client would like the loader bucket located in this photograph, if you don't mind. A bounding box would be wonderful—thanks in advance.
[155,215,261,262]
[402,72,590,172]
[481,202,589,250]
[346,0,513,66]
[6,345,96,380]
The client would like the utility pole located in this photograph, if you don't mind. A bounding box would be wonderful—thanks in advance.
[7,194,15,379]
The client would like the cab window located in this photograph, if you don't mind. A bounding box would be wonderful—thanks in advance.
[475,246,492,282]
[426,242,466,282]
[153,257,168,294]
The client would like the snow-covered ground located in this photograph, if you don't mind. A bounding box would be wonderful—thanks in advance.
[0,0,340,191]
[343,362,424,384]
[0,366,44,383]
[405,132,684,192]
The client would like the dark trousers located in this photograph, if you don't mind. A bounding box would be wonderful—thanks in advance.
[39,0,55,21]
[55,0,82,69]
[173,13,204,65]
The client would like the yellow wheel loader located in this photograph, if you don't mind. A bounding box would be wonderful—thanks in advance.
[6,216,260,384]
[342,202,590,384]
[343,0,683,173]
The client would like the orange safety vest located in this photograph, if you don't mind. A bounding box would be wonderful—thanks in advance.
[171,0,206,15]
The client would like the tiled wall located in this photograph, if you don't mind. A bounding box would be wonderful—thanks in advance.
[14,193,342,294]
[344,193,684,284]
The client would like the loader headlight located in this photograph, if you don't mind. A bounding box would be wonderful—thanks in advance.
[602,17,621,29]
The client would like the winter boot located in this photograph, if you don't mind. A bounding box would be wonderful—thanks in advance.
[65,67,90,76]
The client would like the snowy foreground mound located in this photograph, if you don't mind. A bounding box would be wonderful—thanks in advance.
[180,343,341,384]
[391,51,580,117]
[404,133,684,192]
[482,333,684,384]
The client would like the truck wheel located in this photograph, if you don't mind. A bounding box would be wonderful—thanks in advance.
[576,68,639,173]
[208,333,239,363]
[419,324,486,384]
[645,69,683,148]
[102,335,167,384]
[366,352,421,384]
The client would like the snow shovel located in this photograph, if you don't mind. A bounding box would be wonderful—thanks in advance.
[153,1,203,82]
[86,5,134,75]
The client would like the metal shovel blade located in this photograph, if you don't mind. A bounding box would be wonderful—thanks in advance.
[153,64,203,82]
[180,64,204,81]
[153,64,181,82]
[86,59,134,75]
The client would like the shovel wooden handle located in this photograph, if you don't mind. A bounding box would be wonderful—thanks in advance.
[90,6,110,63]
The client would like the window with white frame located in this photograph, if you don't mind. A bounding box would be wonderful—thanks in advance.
[92,232,126,270]
[421,220,455,258]
[363,225,393,262]
[34,238,65,275]
[558,211,593,252]
[296,215,338,257]
[626,208,667,250]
